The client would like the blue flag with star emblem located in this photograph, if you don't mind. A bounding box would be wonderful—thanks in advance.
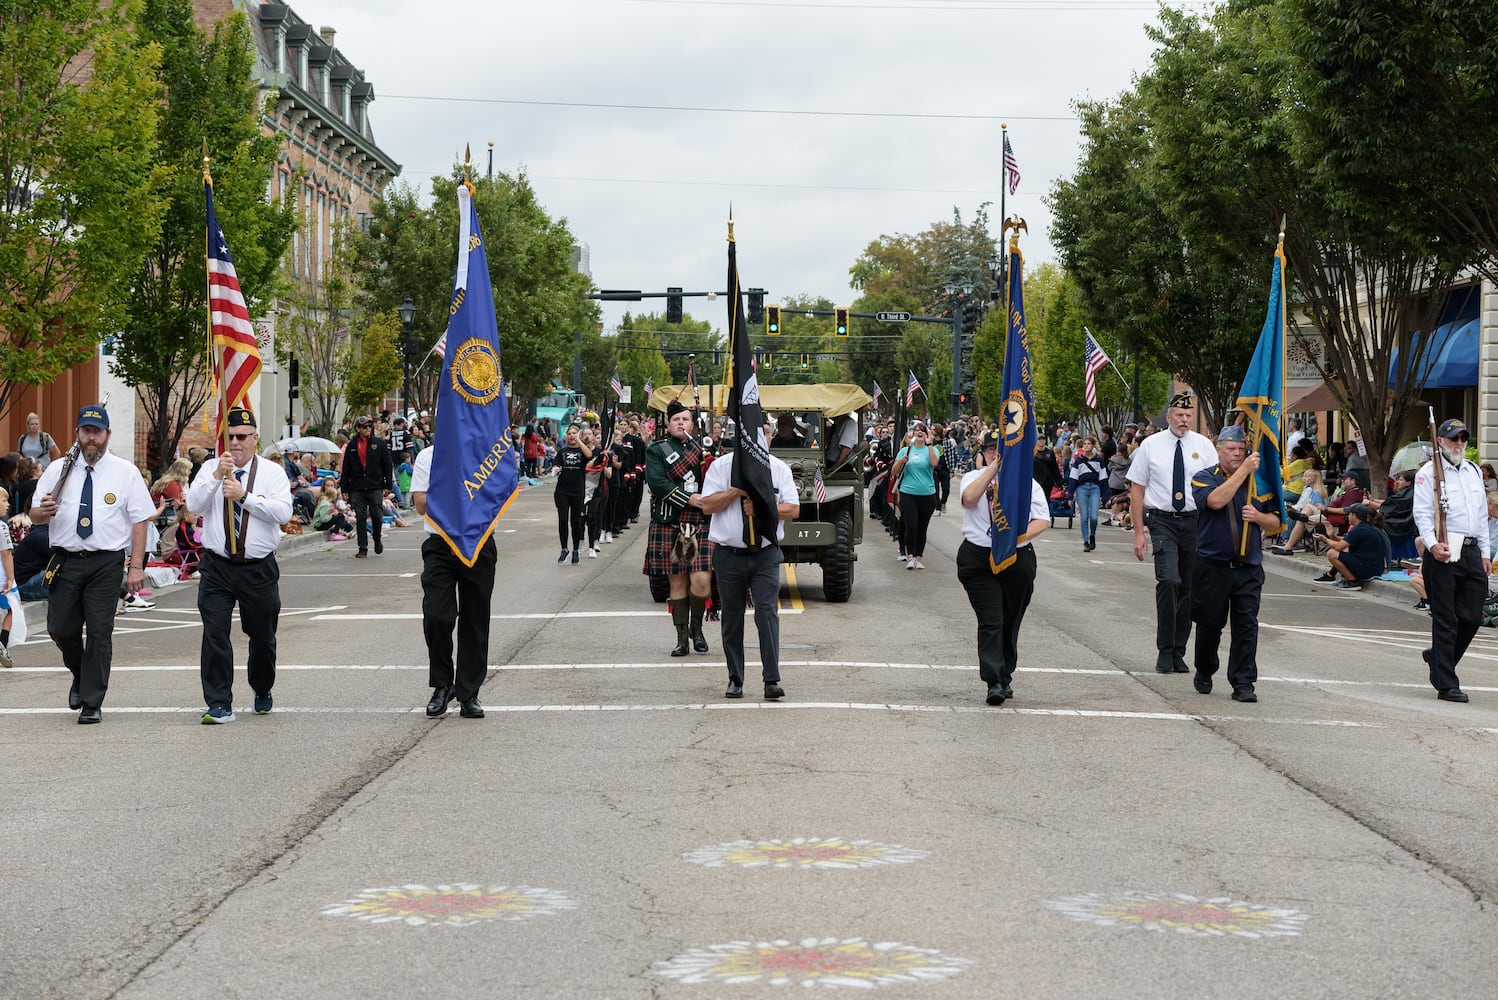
[989,237,1037,573]
[425,182,519,566]
[1235,242,1288,538]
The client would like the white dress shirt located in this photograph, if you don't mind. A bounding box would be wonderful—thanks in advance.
[1125,429,1219,512]
[960,475,1049,548]
[186,455,294,559]
[33,450,156,552]
[1413,454,1490,559]
[702,451,798,546]
[409,447,438,535]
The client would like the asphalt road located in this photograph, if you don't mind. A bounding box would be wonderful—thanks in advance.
[2,480,1495,999]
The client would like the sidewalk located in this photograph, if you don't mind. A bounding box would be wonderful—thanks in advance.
[1260,546,1426,615]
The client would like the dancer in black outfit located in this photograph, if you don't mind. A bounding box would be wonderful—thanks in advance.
[553,425,590,564]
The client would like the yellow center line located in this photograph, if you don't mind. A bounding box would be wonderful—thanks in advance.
[783,564,804,611]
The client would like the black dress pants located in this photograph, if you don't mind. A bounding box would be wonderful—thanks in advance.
[713,544,783,686]
[198,552,281,710]
[46,549,126,709]
[421,534,497,700]
[956,540,1036,686]
[1191,559,1262,691]
[348,488,384,552]
[1424,542,1485,692]
[1147,510,1199,657]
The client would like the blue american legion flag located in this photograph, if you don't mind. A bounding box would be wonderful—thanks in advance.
[989,233,1037,573]
[1235,240,1289,543]
[425,181,519,566]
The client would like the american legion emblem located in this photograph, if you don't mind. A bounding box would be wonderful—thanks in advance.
[449,338,503,406]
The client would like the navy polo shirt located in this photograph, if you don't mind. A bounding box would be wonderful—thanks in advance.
[1191,463,1272,565]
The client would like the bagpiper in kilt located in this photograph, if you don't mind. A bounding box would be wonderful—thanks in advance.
[644,401,715,656]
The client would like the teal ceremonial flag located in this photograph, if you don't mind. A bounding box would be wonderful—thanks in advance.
[989,233,1037,573]
[1235,240,1288,545]
[425,180,519,566]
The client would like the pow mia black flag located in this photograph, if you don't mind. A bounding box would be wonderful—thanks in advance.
[724,217,777,549]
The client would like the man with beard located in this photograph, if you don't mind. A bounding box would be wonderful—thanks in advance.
[1127,392,1218,675]
[644,400,713,656]
[186,407,295,724]
[28,404,156,724]
[1188,424,1279,703]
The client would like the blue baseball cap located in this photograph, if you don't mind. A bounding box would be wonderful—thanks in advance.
[76,405,109,430]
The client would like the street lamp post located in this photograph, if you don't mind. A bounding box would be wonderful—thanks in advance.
[397,296,417,419]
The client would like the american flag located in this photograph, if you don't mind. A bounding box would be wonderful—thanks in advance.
[906,370,921,406]
[206,179,260,440]
[1084,329,1112,409]
[871,380,884,408]
[1003,134,1021,195]
[644,377,654,396]
[813,464,827,504]
[609,371,623,397]
[432,330,448,360]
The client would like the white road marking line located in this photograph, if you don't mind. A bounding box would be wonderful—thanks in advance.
[308,610,805,621]
[0,701,1492,733]
[1263,623,1498,662]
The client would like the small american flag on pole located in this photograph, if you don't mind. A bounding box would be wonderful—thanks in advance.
[871,380,884,408]
[813,464,827,504]
[906,370,921,406]
[206,176,259,440]
[609,371,624,397]
[432,330,448,360]
[1003,134,1021,195]
[1084,329,1112,409]
[644,377,654,396]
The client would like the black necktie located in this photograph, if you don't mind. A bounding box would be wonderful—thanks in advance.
[78,466,95,538]
[233,469,246,536]
[1172,439,1186,511]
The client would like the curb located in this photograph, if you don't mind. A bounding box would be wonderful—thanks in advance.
[1260,549,1425,615]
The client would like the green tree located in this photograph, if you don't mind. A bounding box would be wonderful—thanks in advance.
[615,313,671,404]
[576,325,618,406]
[354,169,597,416]
[344,309,402,415]
[277,221,358,435]
[108,1,292,469]
[0,0,171,418]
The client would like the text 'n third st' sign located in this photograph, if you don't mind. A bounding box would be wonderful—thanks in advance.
[875,311,912,323]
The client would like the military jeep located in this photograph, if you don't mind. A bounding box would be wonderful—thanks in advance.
[645,383,871,602]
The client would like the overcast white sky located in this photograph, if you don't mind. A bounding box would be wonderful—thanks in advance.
[298,0,1197,333]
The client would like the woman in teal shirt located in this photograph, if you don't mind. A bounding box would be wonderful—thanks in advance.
[893,423,941,569]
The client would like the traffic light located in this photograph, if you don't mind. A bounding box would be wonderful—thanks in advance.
[766,304,780,335]
[763,353,773,370]
[288,357,300,398]
[834,307,849,337]
[747,288,764,325]
[666,286,683,324]
[800,352,810,370]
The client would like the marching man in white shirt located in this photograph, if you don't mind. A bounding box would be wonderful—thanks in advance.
[186,407,294,724]
[1412,417,1489,703]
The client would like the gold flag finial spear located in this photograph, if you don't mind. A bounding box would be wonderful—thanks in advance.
[1278,213,1286,246]
[728,204,735,243]
[462,143,476,195]
[202,137,210,184]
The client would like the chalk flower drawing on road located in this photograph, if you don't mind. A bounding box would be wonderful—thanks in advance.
[1044,891,1309,938]
[653,937,972,988]
[683,837,930,870]
[320,883,576,927]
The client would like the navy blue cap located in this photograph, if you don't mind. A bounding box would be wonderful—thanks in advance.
[76,405,108,430]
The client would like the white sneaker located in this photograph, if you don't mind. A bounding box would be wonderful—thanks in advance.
[906,559,917,570]
[588,548,598,558]
[0,643,12,668]
[913,558,925,569]
[121,594,156,613]
[898,553,907,561]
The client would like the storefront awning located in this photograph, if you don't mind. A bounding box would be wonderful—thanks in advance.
[1285,381,1347,412]
[1388,317,1480,390]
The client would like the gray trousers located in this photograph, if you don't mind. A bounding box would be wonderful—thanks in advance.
[712,544,783,686]
[1147,510,1199,656]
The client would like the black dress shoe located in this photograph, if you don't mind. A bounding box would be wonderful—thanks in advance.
[1172,656,1190,674]
[1193,672,1213,694]
[724,682,743,699]
[692,630,709,653]
[1000,682,1014,700]
[68,683,82,711]
[1231,687,1257,703]
[1437,688,1469,703]
[1421,648,1434,666]
[459,697,485,718]
[78,706,101,724]
[986,684,1006,706]
[374,538,384,555]
[764,683,785,701]
[1154,654,1173,674]
[670,639,690,657]
[425,686,453,718]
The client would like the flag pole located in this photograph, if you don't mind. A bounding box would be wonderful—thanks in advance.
[999,123,1008,292]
